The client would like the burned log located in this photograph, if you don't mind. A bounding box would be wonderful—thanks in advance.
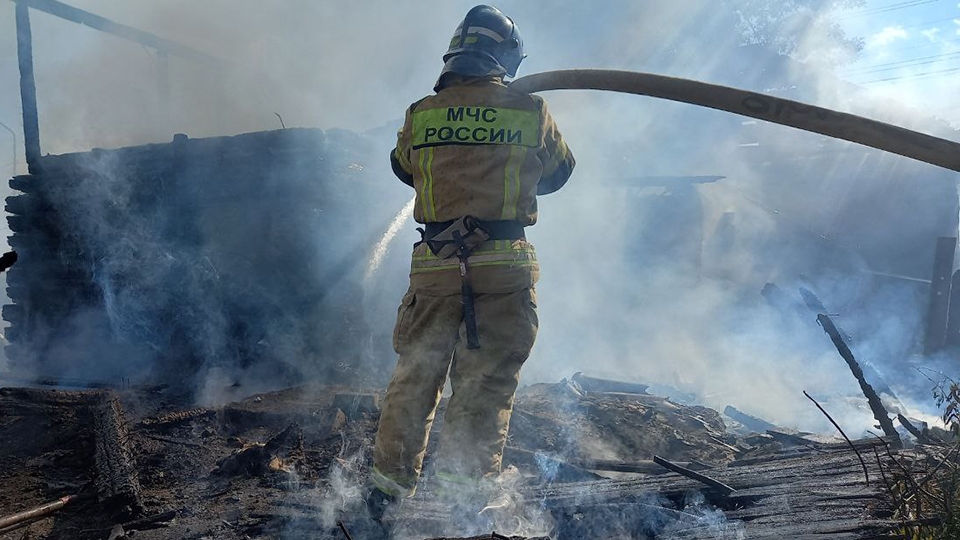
[93,392,143,518]
[139,407,215,428]
[817,314,902,446]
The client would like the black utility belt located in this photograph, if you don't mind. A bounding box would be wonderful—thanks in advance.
[422,219,525,241]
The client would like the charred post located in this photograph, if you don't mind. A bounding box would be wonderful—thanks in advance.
[817,314,902,447]
[945,269,960,348]
[93,392,143,518]
[15,1,41,172]
[924,237,956,354]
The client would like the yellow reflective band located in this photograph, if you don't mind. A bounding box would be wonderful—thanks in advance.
[412,247,536,262]
[370,466,417,498]
[417,149,430,220]
[412,106,540,149]
[425,147,437,221]
[501,145,525,220]
[416,148,437,221]
[412,248,537,273]
[411,259,538,274]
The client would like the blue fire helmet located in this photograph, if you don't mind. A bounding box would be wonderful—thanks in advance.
[438,5,525,83]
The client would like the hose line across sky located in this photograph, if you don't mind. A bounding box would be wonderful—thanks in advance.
[510,69,960,173]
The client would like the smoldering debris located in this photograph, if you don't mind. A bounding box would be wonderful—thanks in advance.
[4,128,407,397]
[0,377,909,540]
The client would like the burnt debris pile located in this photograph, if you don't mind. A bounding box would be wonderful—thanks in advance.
[4,128,403,390]
[0,377,908,540]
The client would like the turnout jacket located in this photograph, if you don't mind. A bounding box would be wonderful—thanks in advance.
[391,75,575,294]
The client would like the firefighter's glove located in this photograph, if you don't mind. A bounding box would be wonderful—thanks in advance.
[426,216,490,259]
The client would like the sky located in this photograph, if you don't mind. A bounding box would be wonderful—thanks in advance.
[835,0,960,127]
[0,1,958,436]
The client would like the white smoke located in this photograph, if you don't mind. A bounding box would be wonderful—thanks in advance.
[0,0,957,431]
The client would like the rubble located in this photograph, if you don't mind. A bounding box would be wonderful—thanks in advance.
[0,378,906,539]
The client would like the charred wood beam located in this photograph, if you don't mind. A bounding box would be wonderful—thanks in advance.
[578,458,713,475]
[139,407,215,428]
[925,237,956,354]
[94,392,143,519]
[800,287,900,402]
[946,270,960,348]
[14,1,40,172]
[817,314,902,447]
[10,0,225,68]
[652,455,736,496]
[897,414,940,445]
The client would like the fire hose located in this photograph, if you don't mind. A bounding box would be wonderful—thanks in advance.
[510,69,960,174]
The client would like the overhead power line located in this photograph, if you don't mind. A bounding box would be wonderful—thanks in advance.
[860,64,960,83]
[838,0,941,19]
[843,51,960,75]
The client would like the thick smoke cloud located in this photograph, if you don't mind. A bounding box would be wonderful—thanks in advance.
[0,1,957,436]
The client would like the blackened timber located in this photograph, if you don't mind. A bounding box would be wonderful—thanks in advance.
[12,0,225,68]
[897,414,939,444]
[15,1,40,172]
[946,269,960,348]
[653,455,736,496]
[93,392,143,518]
[817,314,902,447]
[925,237,956,353]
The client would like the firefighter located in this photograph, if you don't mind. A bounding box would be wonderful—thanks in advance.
[368,4,575,514]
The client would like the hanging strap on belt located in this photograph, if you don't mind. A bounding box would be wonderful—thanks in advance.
[416,217,524,349]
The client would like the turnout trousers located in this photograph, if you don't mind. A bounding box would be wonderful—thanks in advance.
[371,287,538,496]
